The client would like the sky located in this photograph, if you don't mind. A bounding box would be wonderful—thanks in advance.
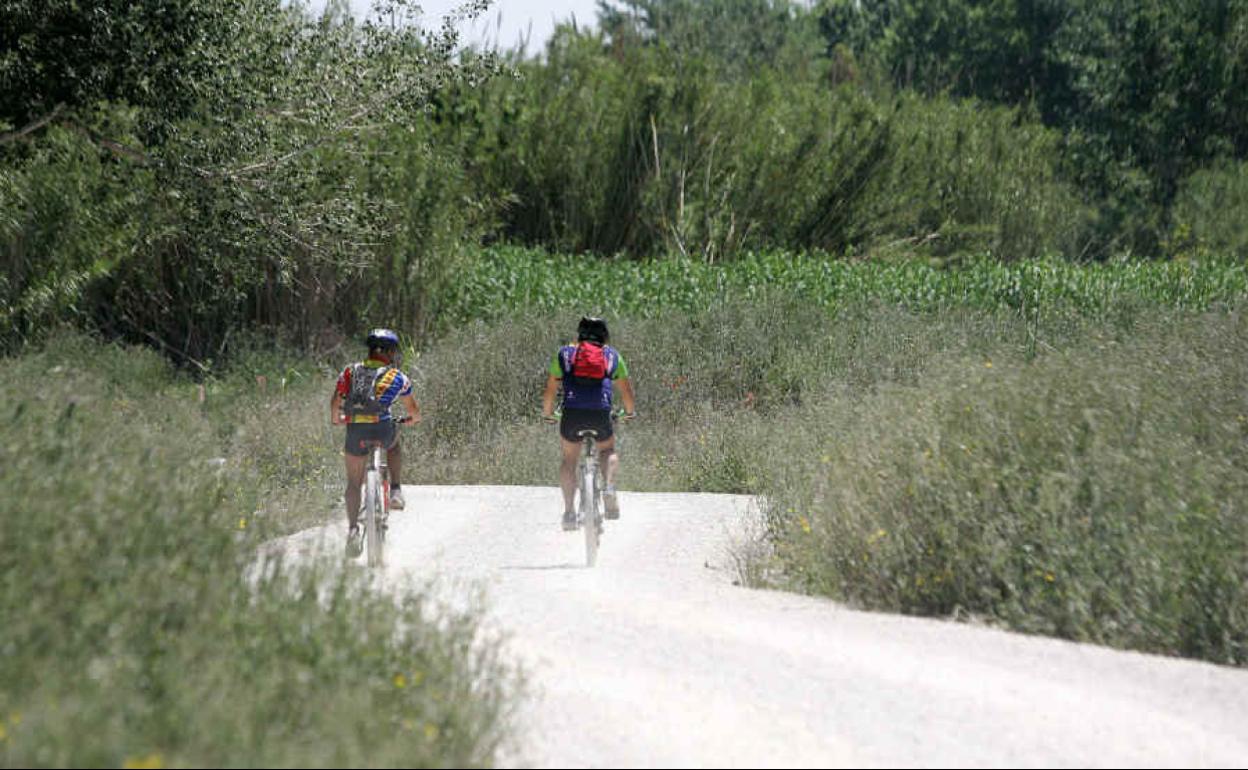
[304,0,608,53]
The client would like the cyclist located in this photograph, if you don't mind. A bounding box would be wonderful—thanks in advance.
[541,316,636,530]
[331,328,421,557]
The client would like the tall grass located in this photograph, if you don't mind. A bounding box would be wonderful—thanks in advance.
[0,334,517,767]
[751,309,1248,664]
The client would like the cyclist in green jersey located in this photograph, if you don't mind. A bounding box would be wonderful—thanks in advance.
[541,316,636,530]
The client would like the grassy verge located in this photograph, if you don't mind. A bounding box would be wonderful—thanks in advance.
[0,334,517,767]
[749,309,1248,665]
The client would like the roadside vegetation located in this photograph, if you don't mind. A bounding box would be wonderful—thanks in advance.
[0,336,517,767]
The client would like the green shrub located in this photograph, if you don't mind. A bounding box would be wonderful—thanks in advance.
[1170,160,1248,259]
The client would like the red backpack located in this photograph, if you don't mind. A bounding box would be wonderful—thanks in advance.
[569,341,608,382]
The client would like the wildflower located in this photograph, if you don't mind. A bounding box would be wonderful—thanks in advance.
[798,516,811,534]
[867,528,887,545]
[394,673,407,689]
[1045,572,1056,583]
[238,517,247,530]
[984,360,993,368]
[123,754,164,770]
[424,724,440,741]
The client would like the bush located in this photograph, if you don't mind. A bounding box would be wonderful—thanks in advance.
[1170,160,1248,259]
[756,309,1248,664]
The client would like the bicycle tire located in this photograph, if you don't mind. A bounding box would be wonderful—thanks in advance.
[364,468,384,568]
[581,460,599,567]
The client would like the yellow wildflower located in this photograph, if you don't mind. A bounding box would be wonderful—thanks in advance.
[394,673,407,689]
[424,724,440,741]
[123,754,164,770]
[237,517,247,530]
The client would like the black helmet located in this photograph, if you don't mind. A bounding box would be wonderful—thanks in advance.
[577,316,609,344]
[366,328,400,352]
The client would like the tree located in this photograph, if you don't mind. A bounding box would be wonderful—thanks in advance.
[597,0,824,76]
[0,0,501,358]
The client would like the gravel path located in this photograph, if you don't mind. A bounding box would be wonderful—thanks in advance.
[278,485,1248,768]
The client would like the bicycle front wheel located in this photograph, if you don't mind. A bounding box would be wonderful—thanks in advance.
[364,468,385,568]
[581,461,600,567]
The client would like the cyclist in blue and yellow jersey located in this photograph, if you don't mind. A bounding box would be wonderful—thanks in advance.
[331,328,421,557]
[541,316,636,530]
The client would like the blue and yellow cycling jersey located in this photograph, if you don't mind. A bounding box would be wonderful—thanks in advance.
[335,358,413,423]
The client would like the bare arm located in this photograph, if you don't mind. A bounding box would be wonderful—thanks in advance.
[330,392,345,425]
[617,378,636,415]
[542,375,560,419]
[401,392,422,424]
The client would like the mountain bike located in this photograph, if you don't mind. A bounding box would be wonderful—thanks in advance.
[568,410,632,567]
[348,415,412,568]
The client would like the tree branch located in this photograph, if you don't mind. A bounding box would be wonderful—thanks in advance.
[0,104,65,145]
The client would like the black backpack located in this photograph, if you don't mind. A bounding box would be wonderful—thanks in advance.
[345,363,392,418]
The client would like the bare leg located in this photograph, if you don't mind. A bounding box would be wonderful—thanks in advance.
[386,439,402,488]
[598,435,619,488]
[344,453,366,528]
[560,438,580,512]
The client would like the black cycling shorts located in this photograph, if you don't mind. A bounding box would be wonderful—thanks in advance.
[344,421,398,456]
[560,408,613,443]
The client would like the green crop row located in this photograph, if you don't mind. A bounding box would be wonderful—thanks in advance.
[441,248,1248,332]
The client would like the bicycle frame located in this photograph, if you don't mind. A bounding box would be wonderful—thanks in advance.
[360,440,390,568]
[340,413,412,567]
[577,429,604,567]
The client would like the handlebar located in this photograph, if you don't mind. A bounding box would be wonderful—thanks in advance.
[541,408,636,425]
[336,415,416,426]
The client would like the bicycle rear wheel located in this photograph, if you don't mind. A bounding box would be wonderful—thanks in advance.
[364,468,384,568]
[580,460,600,567]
